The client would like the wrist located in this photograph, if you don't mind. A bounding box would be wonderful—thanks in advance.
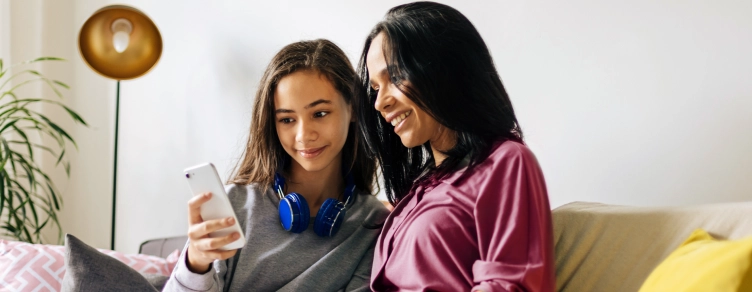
[186,247,212,274]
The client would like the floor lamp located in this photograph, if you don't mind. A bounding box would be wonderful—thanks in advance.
[78,5,162,250]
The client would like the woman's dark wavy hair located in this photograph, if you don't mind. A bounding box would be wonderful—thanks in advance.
[355,1,523,206]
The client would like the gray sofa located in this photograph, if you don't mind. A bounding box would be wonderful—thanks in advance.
[139,235,188,258]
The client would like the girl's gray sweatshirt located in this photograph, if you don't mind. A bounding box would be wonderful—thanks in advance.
[163,183,389,292]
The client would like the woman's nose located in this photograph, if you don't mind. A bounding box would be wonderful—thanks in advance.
[373,87,394,113]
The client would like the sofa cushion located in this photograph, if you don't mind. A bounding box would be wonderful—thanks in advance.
[553,201,752,292]
[62,234,159,291]
[0,236,178,291]
[638,229,752,292]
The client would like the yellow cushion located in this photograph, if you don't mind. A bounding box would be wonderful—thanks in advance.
[639,229,752,292]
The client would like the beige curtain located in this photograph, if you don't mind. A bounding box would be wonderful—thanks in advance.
[0,0,80,243]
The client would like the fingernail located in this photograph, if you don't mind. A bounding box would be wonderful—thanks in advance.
[227,217,235,224]
[233,233,239,239]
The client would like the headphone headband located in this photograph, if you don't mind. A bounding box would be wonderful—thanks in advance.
[273,171,356,206]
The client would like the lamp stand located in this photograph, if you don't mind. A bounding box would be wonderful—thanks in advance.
[111,80,120,250]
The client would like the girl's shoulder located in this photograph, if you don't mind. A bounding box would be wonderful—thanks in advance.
[351,191,391,225]
[354,191,388,210]
[225,183,275,202]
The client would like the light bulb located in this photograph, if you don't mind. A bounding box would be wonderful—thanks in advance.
[111,18,133,53]
[113,31,130,53]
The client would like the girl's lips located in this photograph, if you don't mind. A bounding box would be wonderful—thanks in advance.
[298,146,326,158]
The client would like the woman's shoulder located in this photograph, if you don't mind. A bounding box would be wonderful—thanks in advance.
[450,140,541,186]
[487,139,536,163]
[471,139,541,174]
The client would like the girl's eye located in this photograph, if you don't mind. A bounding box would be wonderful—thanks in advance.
[314,111,329,118]
[279,118,294,124]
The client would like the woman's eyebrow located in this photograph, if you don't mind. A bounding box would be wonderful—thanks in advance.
[369,68,388,86]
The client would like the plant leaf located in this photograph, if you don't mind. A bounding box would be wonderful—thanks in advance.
[56,149,65,166]
[8,141,57,158]
[10,125,33,158]
[52,80,69,89]
[46,182,60,210]
[28,57,65,63]
[62,105,88,126]
[38,115,77,149]
[0,70,44,92]
[0,139,12,172]
[0,139,8,172]
[0,119,20,133]
[42,78,64,99]
[0,172,5,221]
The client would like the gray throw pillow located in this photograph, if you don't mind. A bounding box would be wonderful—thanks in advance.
[142,273,170,290]
[61,234,159,292]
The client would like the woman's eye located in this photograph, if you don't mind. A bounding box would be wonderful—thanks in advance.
[279,118,294,124]
[314,111,329,118]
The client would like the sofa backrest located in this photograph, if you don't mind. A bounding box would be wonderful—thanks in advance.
[553,201,752,292]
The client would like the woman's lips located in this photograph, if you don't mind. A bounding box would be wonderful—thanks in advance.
[394,112,410,133]
[298,146,327,158]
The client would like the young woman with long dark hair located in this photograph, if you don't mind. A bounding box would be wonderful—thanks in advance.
[356,2,555,291]
[164,39,388,292]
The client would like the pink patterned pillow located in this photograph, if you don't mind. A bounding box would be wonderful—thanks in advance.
[0,239,179,292]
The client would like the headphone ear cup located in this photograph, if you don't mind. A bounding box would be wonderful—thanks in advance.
[313,198,346,237]
[279,193,310,233]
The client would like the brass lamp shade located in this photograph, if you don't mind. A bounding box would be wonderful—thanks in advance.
[79,5,162,80]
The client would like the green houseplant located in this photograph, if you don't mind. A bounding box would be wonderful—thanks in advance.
[0,57,87,244]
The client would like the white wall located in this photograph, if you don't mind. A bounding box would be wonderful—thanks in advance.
[3,0,751,253]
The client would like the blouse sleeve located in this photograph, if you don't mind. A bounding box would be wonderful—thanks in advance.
[470,144,555,292]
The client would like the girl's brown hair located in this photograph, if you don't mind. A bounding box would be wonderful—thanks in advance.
[229,39,377,194]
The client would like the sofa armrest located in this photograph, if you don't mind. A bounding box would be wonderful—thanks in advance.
[139,235,188,258]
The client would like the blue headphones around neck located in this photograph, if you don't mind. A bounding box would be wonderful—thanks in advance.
[274,171,356,237]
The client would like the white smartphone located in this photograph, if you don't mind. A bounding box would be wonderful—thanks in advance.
[183,162,245,250]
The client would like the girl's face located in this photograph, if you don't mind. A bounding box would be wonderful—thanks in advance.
[366,33,453,150]
[274,69,352,173]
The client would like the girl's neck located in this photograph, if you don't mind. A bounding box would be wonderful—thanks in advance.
[284,154,345,214]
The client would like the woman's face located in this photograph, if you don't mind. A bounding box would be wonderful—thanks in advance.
[366,33,452,150]
[274,69,352,173]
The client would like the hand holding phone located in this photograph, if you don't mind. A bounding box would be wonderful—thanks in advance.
[183,163,246,272]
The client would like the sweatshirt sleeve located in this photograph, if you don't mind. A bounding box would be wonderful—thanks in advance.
[162,241,228,292]
[471,144,555,292]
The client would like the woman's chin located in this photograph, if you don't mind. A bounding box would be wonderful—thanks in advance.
[398,135,424,149]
